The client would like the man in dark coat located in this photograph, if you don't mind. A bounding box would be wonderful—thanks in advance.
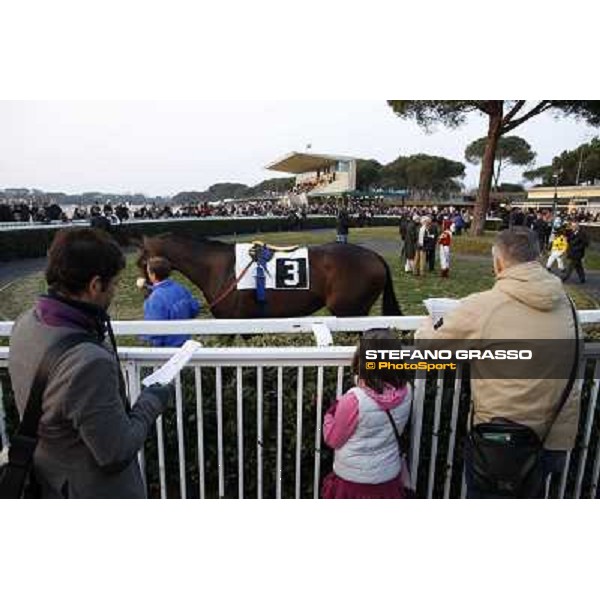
[425,219,439,272]
[336,202,350,243]
[399,215,408,264]
[404,215,419,272]
[90,211,112,232]
[562,221,589,284]
[532,211,550,251]
[509,208,525,229]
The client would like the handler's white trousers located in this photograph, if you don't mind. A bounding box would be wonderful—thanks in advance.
[439,246,450,270]
[546,251,565,270]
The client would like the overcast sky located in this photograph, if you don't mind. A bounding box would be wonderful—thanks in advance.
[1,100,598,197]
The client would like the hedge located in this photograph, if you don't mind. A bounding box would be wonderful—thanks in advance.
[0,215,501,261]
[0,217,334,261]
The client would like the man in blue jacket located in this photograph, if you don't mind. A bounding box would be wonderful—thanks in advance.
[142,256,201,347]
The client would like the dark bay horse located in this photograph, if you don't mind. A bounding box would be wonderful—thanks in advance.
[136,233,402,318]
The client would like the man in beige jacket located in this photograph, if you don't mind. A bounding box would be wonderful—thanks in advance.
[416,227,580,498]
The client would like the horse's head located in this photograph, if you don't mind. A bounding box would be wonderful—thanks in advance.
[135,247,150,285]
[134,233,215,298]
[134,235,159,285]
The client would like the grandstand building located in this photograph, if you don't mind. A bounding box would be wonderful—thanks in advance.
[266,152,357,200]
[524,185,600,212]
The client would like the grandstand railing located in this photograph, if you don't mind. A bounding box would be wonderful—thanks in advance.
[0,214,394,231]
[1,314,600,499]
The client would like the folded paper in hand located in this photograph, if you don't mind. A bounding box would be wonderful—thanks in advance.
[423,298,461,325]
[142,340,202,387]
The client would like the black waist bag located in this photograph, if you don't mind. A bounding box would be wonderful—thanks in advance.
[466,297,579,499]
[0,333,95,499]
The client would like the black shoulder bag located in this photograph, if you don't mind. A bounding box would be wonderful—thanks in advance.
[466,297,580,499]
[0,333,95,499]
[385,392,415,497]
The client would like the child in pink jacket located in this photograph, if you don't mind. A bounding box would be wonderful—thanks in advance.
[321,329,413,499]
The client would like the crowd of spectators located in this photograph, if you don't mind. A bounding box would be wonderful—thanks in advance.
[4,195,600,229]
[0,201,67,224]
[291,168,337,195]
[488,206,600,227]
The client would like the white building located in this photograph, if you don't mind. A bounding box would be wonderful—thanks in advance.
[266,151,357,198]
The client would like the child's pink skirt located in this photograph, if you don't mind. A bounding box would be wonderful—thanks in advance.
[321,472,406,499]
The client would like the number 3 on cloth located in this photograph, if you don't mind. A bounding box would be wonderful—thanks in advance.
[275,258,308,289]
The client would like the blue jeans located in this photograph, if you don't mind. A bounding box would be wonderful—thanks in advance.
[464,447,567,499]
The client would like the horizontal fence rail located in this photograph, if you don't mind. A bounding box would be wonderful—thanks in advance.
[0,214,510,233]
[1,315,600,499]
[1,311,600,338]
[0,214,397,232]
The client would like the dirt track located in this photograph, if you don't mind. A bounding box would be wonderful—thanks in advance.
[0,248,138,290]
[0,257,47,289]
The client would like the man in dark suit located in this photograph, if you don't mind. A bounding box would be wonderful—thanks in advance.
[336,201,350,243]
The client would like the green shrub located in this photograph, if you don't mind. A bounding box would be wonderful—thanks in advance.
[0,217,337,261]
[1,216,503,261]
[0,228,58,261]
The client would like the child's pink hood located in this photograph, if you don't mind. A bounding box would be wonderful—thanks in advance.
[362,384,409,410]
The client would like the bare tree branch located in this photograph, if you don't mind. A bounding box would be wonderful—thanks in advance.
[502,101,526,127]
[501,101,553,133]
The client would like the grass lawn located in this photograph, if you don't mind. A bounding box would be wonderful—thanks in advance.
[0,227,597,327]
[224,226,499,255]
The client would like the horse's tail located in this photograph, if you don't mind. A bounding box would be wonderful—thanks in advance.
[380,257,403,316]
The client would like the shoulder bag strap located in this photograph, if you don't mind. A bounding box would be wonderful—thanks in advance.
[541,295,580,443]
[17,332,98,439]
[105,318,130,410]
[385,410,403,451]
[384,391,413,457]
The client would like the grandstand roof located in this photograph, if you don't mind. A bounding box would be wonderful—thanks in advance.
[266,152,357,174]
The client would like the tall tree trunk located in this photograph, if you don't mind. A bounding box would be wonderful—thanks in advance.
[471,107,503,236]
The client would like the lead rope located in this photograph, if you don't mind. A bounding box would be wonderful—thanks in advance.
[209,259,254,310]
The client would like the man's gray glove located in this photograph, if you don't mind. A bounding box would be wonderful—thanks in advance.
[145,382,175,411]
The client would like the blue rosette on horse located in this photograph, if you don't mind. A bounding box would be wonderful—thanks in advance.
[249,242,274,314]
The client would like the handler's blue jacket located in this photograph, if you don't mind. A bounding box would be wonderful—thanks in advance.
[143,279,201,347]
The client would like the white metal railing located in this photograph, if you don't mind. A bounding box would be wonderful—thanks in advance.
[1,315,600,499]
[0,219,90,230]
[0,214,513,233]
[1,311,600,339]
[0,316,426,343]
[0,215,341,231]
